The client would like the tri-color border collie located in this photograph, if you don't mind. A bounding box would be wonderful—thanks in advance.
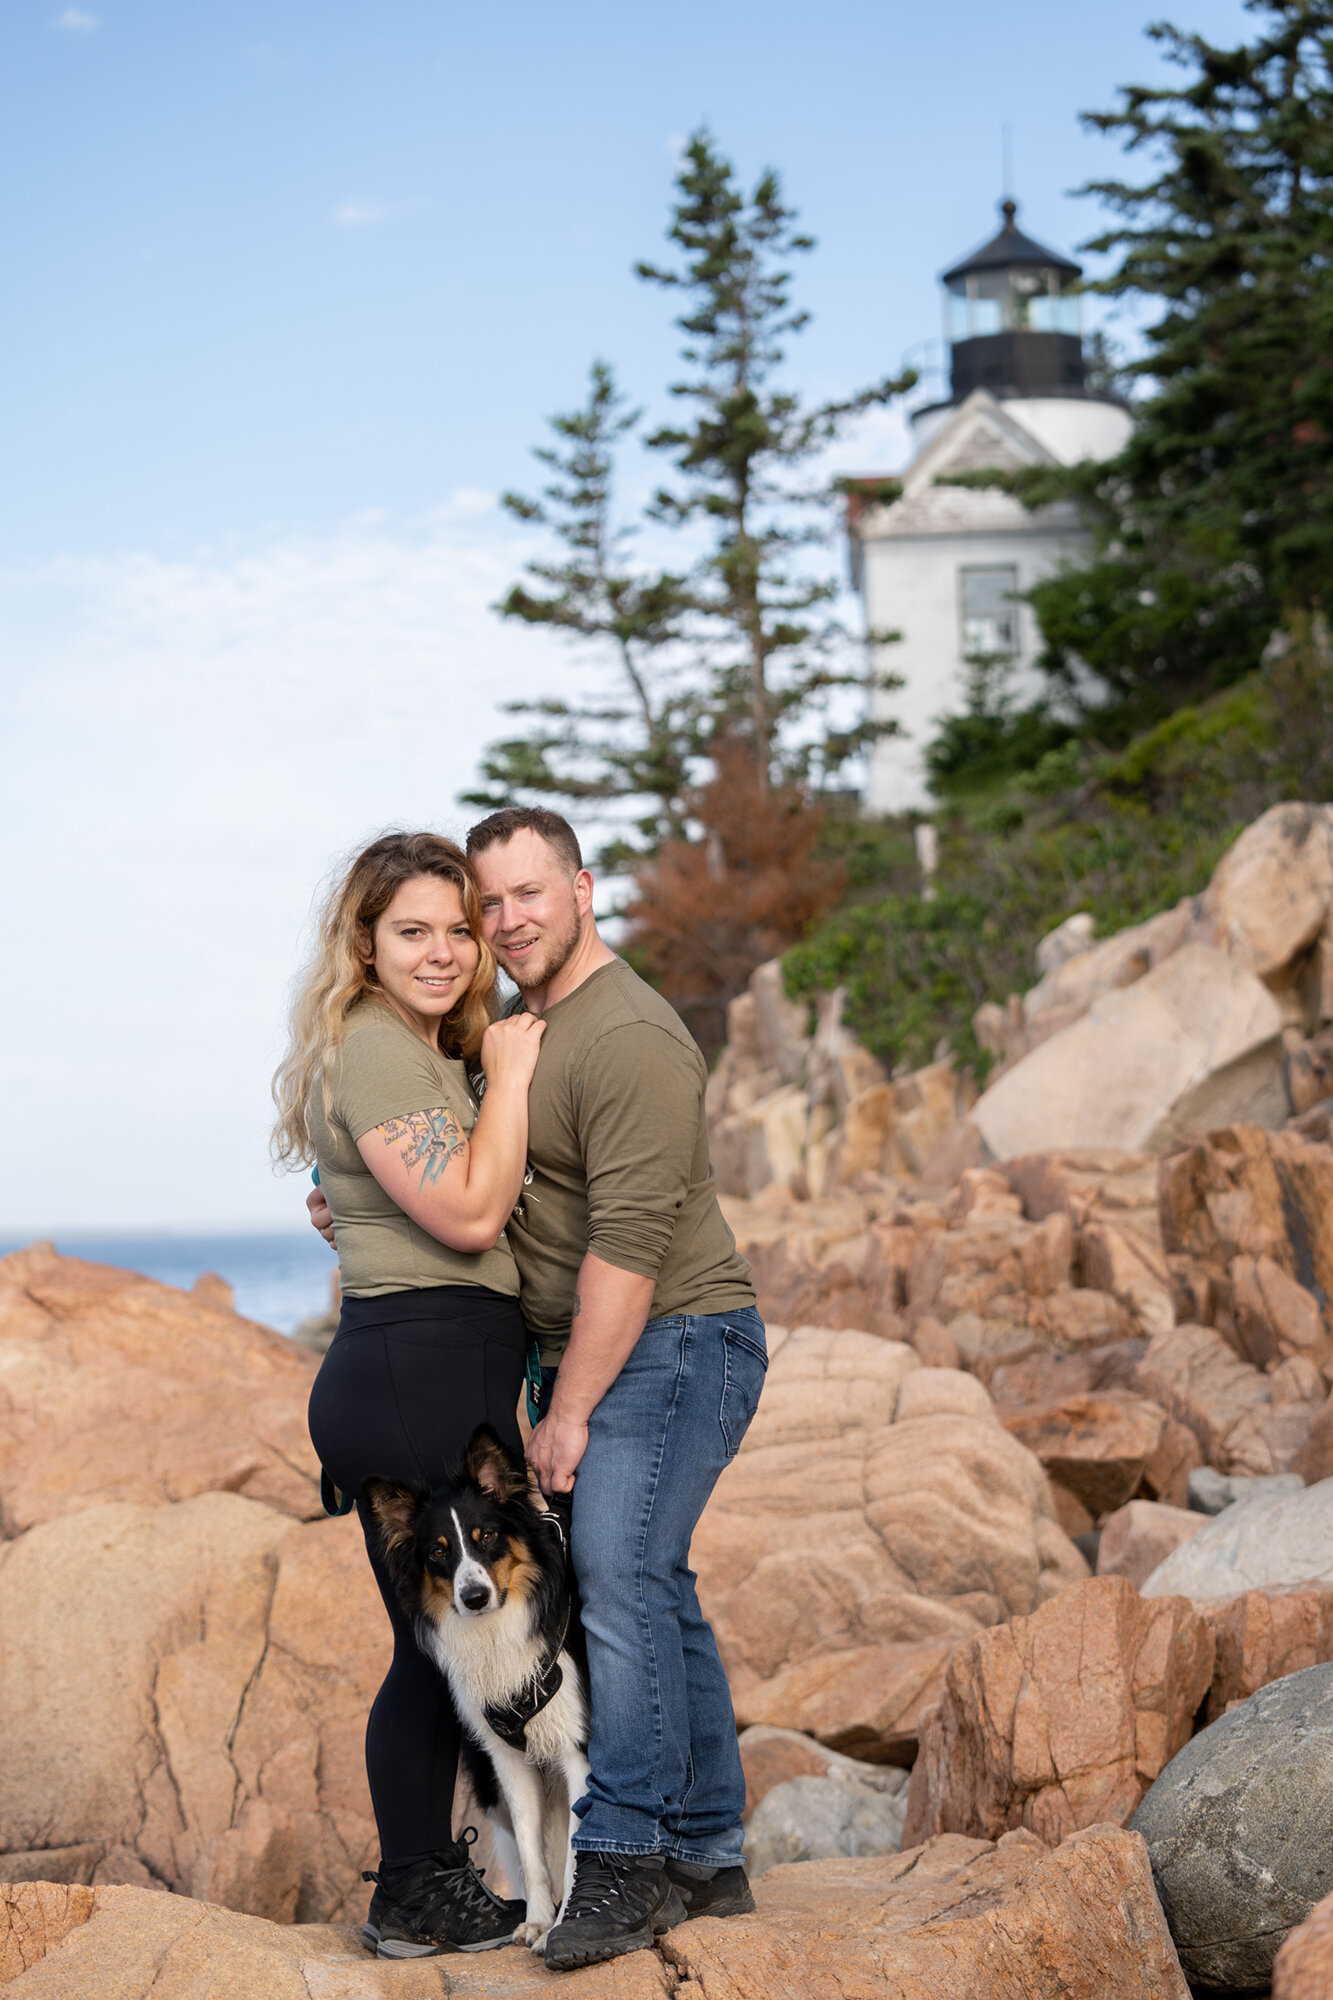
[366,1427,589,1951]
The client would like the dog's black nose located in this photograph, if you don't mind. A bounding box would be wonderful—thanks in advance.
[459,1583,492,1611]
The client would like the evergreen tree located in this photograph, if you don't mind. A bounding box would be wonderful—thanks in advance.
[469,131,916,846]
[461,362,698,859]
[958,1,1333,727]
[638,130,915,788]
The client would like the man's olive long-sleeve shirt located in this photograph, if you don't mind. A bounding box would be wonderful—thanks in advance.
[508,958,755,1362]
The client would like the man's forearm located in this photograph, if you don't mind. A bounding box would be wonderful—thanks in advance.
[548,1252,656,1421]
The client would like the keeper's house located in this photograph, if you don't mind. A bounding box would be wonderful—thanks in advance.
[848,200,1133,811]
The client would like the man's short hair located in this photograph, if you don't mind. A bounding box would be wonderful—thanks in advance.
[466,806,583,876]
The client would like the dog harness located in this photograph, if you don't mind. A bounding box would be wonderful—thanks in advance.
[481,1508,571,1752]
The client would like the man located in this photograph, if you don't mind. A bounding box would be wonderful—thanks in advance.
[463,806,765,1973]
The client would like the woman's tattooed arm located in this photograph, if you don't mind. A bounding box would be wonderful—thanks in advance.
[379,1109,468,1190]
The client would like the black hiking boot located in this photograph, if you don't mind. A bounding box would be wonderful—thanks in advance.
[664,1857,756,1918]
[360,1828,524,1957]
[543,1851,687,1971]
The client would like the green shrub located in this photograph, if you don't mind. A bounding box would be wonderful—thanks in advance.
[785,890,998,1078]
[785,656,1333,1080]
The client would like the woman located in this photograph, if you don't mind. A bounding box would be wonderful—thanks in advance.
[271,830,544,1960]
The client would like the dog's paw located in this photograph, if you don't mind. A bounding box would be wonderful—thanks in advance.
[522,1919,552,1949]
[528,1927,552,1954]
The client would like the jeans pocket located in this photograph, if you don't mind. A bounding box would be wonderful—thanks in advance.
[719,1321,768,1460]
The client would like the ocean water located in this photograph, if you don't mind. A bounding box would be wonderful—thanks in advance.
[0,1230,339,1336]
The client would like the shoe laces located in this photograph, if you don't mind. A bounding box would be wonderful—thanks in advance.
[564,1850,654,1920]
[364,1827,515,1921]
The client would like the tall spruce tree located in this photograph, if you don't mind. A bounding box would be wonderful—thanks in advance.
[638,131,915,788]
[461,362,698,859]
[469,131,916,845]
[992,1,1333,724]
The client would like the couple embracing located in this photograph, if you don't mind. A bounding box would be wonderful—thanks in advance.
[271,806,767,1970]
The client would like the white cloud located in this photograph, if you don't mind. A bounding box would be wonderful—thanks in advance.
[0,505,560,1234]
[440,486,497,519]
[331,198,389,229]
[53,6,98,31]
[328,196,428,231]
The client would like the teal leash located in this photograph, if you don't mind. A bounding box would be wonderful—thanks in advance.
[320,1468,356,1517]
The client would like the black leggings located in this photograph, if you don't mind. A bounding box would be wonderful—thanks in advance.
[307,1285,528,1867]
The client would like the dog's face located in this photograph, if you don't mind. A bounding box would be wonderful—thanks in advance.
[366,1427,541,1621]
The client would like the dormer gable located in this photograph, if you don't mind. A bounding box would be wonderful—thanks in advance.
[851,389,1072,542]
[902,389,1058,497]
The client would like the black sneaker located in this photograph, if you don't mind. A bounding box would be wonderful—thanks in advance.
[664,1857,756,1918]
[360,1829,524,1957]
[543,1851,687,1971]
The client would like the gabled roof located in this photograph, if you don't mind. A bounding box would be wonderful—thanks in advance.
[942,199,1081,287]
[849,389,1081,540]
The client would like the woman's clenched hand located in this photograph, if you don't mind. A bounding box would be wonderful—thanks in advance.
[480,1011,546,1090]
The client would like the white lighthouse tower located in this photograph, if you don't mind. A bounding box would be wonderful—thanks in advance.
[850,200,1134,812]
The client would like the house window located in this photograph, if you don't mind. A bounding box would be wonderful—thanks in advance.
[959,565,1019,658]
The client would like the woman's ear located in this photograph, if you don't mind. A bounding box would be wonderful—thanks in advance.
[354,922,375,966]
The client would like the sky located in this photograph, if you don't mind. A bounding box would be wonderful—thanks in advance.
[1,0,1252,1232]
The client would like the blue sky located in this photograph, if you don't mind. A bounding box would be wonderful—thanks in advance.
[2,0,1251,1231]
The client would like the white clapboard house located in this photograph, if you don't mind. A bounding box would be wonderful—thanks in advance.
[848,200,1133,811]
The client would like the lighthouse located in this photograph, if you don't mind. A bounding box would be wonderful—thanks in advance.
[849,200,1133,812]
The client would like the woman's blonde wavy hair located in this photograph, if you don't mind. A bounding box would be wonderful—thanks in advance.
[270,831,498,1168]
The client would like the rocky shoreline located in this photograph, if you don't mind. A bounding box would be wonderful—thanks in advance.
[5,803,1333,1994]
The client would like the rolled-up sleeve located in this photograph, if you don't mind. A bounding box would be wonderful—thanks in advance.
[576,1022,705,1279]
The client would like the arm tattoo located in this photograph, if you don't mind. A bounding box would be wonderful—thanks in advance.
[572,1292,582,1319]
[380,1109,468,1190]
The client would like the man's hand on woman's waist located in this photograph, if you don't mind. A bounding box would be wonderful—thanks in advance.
[307,1185,336,1246]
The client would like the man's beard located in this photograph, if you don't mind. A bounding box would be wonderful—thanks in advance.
[500,903,582,992]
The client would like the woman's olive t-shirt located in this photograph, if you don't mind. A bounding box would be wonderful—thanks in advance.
[309,1000,520,1300]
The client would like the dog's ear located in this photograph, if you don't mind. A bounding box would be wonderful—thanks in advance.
[363,1477,427,1555]
[463,1425,528,1501]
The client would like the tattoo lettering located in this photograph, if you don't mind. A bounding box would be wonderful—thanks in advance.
[572,1292,582,1318]
[380,1109,468,1190]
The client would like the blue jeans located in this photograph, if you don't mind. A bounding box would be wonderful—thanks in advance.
[548,1305,767,1864]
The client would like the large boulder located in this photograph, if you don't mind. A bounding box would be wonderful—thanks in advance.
[1200,1585,1333,1722]
[1141,1477,1333,1600]
[1135,1321,1321,1476]
[0,1247,322,1535]
[905,1210,1072,1320]
[0,1879,670,1997]
[1096,1498,1204,1590]
[717,1194,907,1336]
[1157,1124,1333,1371]
[691,1326,1088,1762]
[664,1823,1190,2000]
[1131,1662,1333,1993]
[738,1726,905,1821]
[1001,1393,1172,1521]
[0,1495,386,1922]
[819,1060,975,1191]
[1,1831,1188,1999]
[1001,1148,1178,1337]
[743,1771,908,1876]
[903,1575,1214,1848]
[1003,1147,1160,1226]
[1197,801,1333,982]
[970,944,1287,1161]
[1274,1888,1333,2000]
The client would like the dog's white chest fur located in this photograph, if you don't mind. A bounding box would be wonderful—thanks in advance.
[422,1597,587,1767]
[422,1595,590,1950]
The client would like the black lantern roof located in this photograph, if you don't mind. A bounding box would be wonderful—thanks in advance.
[942,199,1081,288]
